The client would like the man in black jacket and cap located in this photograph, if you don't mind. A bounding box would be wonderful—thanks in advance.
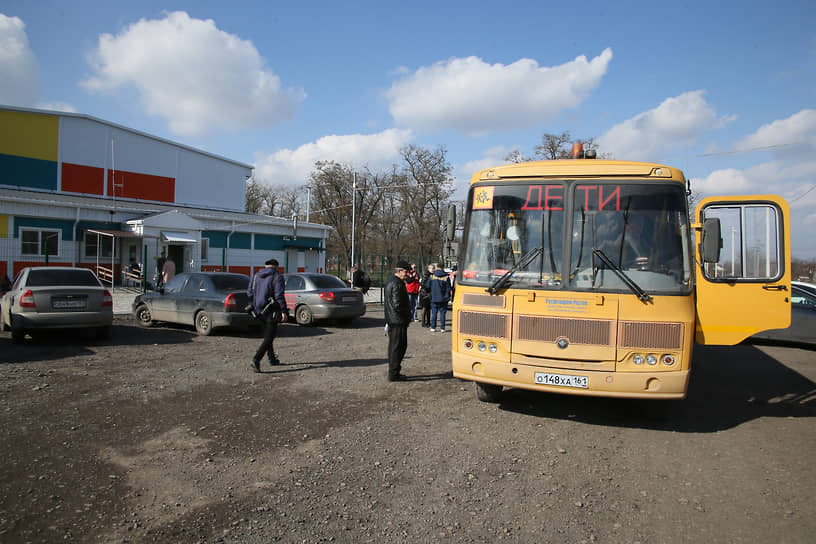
[248,258,288,372]
[384,260,412,381]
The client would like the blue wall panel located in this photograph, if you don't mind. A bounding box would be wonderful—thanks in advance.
[0,153,58,190]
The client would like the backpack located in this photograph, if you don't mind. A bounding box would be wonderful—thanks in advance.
[360,272,371,293]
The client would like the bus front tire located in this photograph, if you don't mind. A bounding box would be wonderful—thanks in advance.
[475,382,502,403]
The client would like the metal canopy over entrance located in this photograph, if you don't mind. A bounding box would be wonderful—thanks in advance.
[161,231,197,244]
[85,229,155,288]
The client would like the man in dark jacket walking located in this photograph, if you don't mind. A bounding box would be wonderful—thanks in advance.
[248,258,288,372]
[384,260,412,381]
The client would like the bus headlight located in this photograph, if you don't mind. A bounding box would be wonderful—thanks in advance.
[488,343,498,353]
[646,354,658,365]
[633,354,644,365]
[478,342,487,351]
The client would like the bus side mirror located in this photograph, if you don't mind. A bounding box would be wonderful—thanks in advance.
[701,218,722,263]
[446,204,457,242]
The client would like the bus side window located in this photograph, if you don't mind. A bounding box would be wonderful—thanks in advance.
[700,203,782,282]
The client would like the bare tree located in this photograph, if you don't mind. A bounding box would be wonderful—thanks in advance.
[245,177,279,215]
[309,161,389,268]
[504,148,531,163]
[533,131,574,160]
[399,144,454,262]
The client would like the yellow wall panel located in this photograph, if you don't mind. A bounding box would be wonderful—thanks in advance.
[0,110,59,161]
[0,215,8,237]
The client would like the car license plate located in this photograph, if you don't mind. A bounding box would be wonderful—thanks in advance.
[342,296,357,302]
[534,372,589,389]
[53,299,86,309]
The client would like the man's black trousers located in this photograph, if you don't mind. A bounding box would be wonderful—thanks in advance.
[387,324,408,377]
[254,313,279,362]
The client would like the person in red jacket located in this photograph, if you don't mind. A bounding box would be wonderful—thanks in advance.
[405,263,420,321]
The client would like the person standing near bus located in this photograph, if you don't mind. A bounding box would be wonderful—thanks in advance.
[405,263,420,321]
[384,260,412,381]
[429,262,451,332]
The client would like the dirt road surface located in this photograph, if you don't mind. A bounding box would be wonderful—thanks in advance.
[1,308,814,543]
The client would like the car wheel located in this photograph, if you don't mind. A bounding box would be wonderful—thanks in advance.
[135,305,154,327]
[475,382,503,403]
[195,310,213,336]
[295,305,313,325]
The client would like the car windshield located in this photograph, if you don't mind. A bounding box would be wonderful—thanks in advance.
[310,275,346,289]
[27,269,100,286]
[211,275,249,291]
[460,181,691,295]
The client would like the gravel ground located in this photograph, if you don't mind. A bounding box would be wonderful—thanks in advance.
[1,307,814,543]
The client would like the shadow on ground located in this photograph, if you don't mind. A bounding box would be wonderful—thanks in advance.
[497,343,815,432]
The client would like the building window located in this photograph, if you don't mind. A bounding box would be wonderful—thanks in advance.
[85,234,117,258]
[201,238,209,261]
[21,229,60,256]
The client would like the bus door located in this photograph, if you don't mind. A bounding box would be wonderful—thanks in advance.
[510,292,619,368]
[694,195,791,345]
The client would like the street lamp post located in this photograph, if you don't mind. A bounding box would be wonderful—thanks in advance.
[351,172,356,271]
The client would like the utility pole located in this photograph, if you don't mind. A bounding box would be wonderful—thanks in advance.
[351,172,356,269]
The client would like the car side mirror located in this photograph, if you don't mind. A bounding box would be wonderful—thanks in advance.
[701,218,722,263]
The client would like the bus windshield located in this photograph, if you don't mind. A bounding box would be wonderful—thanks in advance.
[460,182,691,295]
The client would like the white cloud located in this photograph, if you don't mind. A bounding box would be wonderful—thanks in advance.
[452,146,512,201]
[254,129,414,186]
[37,102,77,113]
[0,14,41,106]
[734,109,816,151]
[597,90,719,161]
[80,11,305,137]
[385,49,613,135]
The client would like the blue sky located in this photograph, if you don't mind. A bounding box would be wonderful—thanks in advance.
[2,0,815,258]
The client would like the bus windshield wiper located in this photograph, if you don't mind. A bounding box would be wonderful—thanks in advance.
[592,248,652,303]
[487,246,543,295]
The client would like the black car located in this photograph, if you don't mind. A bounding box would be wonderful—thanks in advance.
[132,272,255,335]
[750,284,816,346]
[283,273,366,325]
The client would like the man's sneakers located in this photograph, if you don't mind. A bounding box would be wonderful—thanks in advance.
[440,329,447,333]
[251,358,260,373]
[429,328,435,332]
[388,374,408,382]
[269,357,280,366]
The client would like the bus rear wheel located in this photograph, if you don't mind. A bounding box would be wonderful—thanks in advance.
[475,382,502,403]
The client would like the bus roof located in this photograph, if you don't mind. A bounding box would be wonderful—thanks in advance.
[471,159,686,184]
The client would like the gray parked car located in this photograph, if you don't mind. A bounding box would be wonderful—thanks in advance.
[283,273,366,325]
[750,284,816,346]
[132,272,255,335]
[1,267,113,343]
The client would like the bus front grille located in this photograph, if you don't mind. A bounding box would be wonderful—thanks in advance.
[458,311,508,338]
[461,293,506,308]
[517,316,612,346]
[618,321,684,350]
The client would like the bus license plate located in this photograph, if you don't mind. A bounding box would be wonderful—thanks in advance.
[534,372,589,389]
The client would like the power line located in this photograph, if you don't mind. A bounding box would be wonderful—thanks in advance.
[674,140,813,160]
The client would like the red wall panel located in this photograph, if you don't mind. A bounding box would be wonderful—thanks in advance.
[61,163,105,195]
[107,169,175,202]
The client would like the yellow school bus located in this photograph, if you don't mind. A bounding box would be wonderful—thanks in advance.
[451,146,791,402]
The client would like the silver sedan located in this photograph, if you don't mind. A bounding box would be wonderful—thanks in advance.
[1,267,113,343]
[283,273,366,325]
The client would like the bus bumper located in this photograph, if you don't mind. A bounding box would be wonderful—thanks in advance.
[452,352,690,400]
